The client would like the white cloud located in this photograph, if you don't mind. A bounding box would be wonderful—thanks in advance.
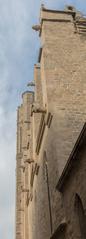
[0,1,35,238]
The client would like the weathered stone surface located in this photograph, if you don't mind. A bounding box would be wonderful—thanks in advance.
[15,5,86,239]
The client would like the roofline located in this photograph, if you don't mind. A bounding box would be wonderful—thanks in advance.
[56,123,86,192]
[39,9,76,36]
[41,8,76,16]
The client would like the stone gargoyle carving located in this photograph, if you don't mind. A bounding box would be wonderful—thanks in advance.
[27,81,35,87]
[31,103,46,116]
[32,25,41,31]
[24,158,34,164]
[41,4,46,10]
[21,186,29,193]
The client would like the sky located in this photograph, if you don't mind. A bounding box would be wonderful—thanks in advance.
[0,0,86,238]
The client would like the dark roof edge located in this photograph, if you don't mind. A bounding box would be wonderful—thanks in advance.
[56,122,86,192]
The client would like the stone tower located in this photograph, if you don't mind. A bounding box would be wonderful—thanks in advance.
[15,5,86,239]
[15,91,34,239]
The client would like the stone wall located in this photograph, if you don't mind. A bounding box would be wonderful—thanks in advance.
[16,92,34,239]
[40,8,86,175]
[62,143,86,239]
[15,6,86,239]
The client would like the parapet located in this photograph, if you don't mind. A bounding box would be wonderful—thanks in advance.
[40,5,76,23]
[32,5,83,37]
[36,5,77,37]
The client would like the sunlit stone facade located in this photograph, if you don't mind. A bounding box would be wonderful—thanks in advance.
[15,5,86,239]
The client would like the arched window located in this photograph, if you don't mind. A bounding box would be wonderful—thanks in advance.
[74,194,86,239]
[50,221,66,239]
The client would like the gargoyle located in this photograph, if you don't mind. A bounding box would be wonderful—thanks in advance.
[24,158,34,164]
[27,81,35,87]
[32,25,41,31]
[41,4,46,10]
[31,103,46,116]
[21,186,29,193]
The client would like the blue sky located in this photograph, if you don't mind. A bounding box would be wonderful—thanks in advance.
[0,0,86,238]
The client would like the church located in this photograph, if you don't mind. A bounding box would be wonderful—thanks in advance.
[15,5,86,239]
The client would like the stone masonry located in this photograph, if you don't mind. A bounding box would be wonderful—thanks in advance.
[15,5,86,239]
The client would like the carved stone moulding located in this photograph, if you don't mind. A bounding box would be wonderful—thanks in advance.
[31,103,46,116]
[24,158,34,164]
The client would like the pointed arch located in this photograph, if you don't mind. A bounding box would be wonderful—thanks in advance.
[74,193,86,239]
